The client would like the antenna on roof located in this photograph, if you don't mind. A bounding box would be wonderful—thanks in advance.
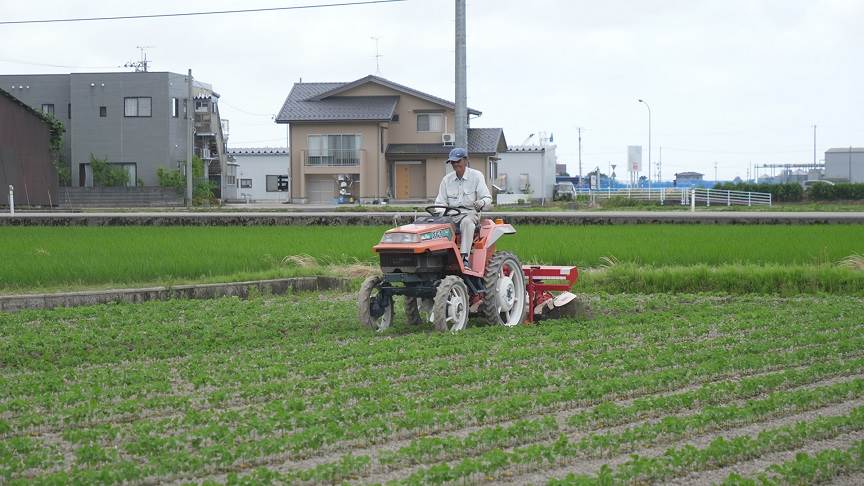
[124,46,154,72]
[371,36,382,74]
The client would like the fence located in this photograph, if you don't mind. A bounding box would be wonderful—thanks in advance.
[573,187,772,207]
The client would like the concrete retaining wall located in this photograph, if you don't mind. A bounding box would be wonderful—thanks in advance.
[0,276,350,312]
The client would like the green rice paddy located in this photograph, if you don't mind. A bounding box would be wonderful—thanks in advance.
[0,225,861,292]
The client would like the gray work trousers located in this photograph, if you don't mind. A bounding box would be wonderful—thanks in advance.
[454,210,479,255]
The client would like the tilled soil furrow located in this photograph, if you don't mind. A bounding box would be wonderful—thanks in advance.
[665,430,864,486]
[0,325,765,406]
[153,373,864,486]
[487,397,864,486]
[5,344,854,440]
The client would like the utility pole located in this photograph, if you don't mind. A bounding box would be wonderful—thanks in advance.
[186,69,193,208]
[658,145,662,183]
[714,161,718,183]
[576,127,583,185]
[454,0,467,148]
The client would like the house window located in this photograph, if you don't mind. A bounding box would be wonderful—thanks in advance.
[68,103,72,119]
[41,104,54,115]
[124,97,152,117]
[80,162,137,187]
[171,98,179,118]
[195,99,209,113]
[99,106,107,117]
[306,134,361,166]
[240,179,252,188]
[417,113,443,132]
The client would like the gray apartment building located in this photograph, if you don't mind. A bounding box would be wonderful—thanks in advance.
[0,71,228,193]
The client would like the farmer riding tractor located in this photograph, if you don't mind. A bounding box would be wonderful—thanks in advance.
[358,205,581,332]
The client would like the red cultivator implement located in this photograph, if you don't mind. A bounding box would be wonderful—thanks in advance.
[524,265,580,323]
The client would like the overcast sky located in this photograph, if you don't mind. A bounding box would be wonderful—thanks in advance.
[2,0,861,180]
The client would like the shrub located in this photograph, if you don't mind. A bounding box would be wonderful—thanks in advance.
[158,156,216,205]
[89,154,129,187]
[807,183,864,201]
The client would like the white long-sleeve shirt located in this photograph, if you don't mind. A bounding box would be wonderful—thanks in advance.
[434,166,492,211]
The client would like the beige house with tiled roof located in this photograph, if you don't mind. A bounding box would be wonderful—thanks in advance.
[275,75,506,203]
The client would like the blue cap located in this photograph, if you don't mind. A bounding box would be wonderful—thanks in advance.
[447,147,468,162]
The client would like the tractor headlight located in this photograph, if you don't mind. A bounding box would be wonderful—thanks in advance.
[380,232,421,244]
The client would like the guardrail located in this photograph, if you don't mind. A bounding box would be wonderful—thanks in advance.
[573,187,772,207]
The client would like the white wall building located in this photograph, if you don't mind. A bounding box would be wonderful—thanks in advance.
[227,147,290,202]
[824,147,864,183]
[495,144,557,203]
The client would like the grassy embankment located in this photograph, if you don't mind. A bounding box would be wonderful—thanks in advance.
[0,225,861,294]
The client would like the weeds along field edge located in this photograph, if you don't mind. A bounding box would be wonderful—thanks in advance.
[0,225,862,291]
[1,292,863,484]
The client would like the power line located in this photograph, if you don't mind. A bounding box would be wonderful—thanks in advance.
[0,58,120,69]
[218,100,273,117]
[0,0,408,25]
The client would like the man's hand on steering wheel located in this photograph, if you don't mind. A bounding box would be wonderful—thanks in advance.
[424,205,462,217]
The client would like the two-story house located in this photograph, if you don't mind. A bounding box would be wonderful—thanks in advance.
[275,75,506,203]
[0,71,229,196]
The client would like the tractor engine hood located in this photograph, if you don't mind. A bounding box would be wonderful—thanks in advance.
[373,223,455,254]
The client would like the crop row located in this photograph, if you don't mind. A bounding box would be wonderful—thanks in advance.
[2,293,862,483]
[3,350,862,483]
[4,317,859,443]
[547,408,864,486]
[393,384,864,485]
[6,371,862,484]
[2,294,854,419]
[721,440,864,485]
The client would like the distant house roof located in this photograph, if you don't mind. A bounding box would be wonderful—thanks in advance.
[276,75,480,123]
[507,145,546,153]
[676,172,704,177]
[826,147,864,153]
[227,147,289,155]
[386,128,507,156]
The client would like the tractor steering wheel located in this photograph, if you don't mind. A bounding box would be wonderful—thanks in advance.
[424,205,462,217]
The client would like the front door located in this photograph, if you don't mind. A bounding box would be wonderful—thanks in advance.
[394,161,425,200]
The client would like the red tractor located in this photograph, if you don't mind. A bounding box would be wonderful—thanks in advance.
[358,205,580,332]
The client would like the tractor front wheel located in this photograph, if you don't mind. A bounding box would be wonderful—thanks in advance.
[358,275,393,332]
[432,276,470,332]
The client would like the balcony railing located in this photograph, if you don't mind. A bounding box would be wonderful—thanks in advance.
[303,149,364,167]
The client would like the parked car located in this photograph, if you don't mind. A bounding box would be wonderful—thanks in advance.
[553,182,577,201]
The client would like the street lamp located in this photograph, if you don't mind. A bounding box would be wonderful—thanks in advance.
[637,99,652,194]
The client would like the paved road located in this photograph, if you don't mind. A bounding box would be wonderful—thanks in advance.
[3,211,864,225]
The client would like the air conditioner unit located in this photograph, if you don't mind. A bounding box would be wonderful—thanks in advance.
[442,133,455,146]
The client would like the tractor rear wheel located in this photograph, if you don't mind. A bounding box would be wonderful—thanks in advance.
[481,251,527,327]
[432,276,470,332]
[358,275,393,332]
